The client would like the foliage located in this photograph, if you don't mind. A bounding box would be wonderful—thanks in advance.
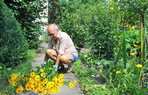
[0,1,28,67]
[55,0,120,60]
[55,0,87,48]
[4,0,47,49]
[74,51,147,95]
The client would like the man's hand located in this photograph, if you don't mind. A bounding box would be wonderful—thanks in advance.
[53,65,58,71]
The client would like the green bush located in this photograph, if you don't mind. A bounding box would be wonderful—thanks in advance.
[4,0,47,49]
[0,1,28,67]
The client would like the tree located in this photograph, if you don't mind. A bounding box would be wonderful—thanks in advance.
[0,1,28,67]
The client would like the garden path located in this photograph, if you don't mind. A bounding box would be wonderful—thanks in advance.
[16,42,84,95]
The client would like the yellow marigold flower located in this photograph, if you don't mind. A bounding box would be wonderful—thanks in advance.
[35,80,41,85]
[47,81,54,87]
[16,76,23,81]
[42,79,48,84]
[130,53,136,56]
[30,86,35,91]
[30,72,36,78]
[83,55,88,57]
[29,78,34,81]
[133,44,138,47]
[25,84,31,91]
[59,74,64,78]
[10,74,17,79]
[116,71,121,74]
[12,81,18,86]
[40,73,46,78]
[99,69,103,72]
[39,69,44,72]
[16,87,23,93]
[42,90,47,95]
[73,80,77,84]
[136,64,143,68]
[8,79,12,83]
[39,85,44,92]
[110,72,113,74]
[27,81,34,85]
[35,75,40,80]
[68,83,75,88]
[131,26,135,30]
[52,77,58,82]
[54,87,60,92]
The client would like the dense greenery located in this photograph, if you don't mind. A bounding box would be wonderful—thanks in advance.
[54,0,121,60]
[4,0,47,49]
[0,1,28,67]
[54,0,147,60]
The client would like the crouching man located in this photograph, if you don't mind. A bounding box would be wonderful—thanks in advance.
[44,24,78,72]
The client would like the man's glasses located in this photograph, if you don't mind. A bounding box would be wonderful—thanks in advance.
[48,33,54,36]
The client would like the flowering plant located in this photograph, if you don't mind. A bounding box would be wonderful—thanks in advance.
[8,61,76,94]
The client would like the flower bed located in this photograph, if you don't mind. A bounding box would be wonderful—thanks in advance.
[8,61,76,94]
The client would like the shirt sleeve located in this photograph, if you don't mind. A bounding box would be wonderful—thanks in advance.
[58,35,69,54]
[48,38,53,49]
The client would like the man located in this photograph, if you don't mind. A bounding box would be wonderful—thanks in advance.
[44,24,78,72]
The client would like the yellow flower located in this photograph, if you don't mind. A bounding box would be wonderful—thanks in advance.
[25,84,31,91]
[30,72,36,78]
[39,69,44,72]
[131,26,135,30]
[68,83,75,88]
[35,75,40,80]
[29,78,34,81]
[17,76,23,81]
[52,77,58,82]
[42,79,48,84]
[10,74,17,79]
[59,74,64,78]
[39,85,44,92]
[99,46,102,48]
[130,53,136,56]
[41,90,47,95]
[133,45,138,47]
[40,73,46,78]
[23,77,28,82]
[16,87,23,93]
[116,71,121,74]
[110,72,113,74]
[136,64,143,68]
[83,55,88,57]
[73,80,77,84]
[30,86,35,91]
[35,80,41,85]
[99,69,103,72]
[8,79,12,83]
[12,81,18,86]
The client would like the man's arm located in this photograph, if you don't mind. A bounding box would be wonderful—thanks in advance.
[55,54,62,65]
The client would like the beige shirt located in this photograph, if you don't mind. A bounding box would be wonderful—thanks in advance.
[48,31,78,57]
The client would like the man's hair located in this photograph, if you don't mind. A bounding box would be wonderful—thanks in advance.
[53,24,59,31]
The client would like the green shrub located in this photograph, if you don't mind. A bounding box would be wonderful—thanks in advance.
[0,1,28,67]
[4,0,47,49]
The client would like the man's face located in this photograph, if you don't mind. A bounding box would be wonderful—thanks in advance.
[48,30,58,40]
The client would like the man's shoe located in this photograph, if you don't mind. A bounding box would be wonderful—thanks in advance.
[58,63,65,71]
